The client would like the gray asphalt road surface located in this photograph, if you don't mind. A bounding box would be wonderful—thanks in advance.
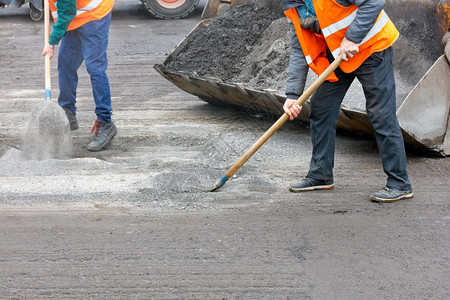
[0,0,449,298]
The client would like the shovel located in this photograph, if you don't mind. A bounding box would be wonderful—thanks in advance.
[210,56,343,191]
[21,1,71,160]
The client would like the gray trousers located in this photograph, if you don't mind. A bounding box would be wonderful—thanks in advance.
[307,47,412,191]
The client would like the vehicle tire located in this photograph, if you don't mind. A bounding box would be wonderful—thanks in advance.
[141,0,200,19]
[29,3,43,21]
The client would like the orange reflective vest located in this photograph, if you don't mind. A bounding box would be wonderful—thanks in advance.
[49,0,114,31]
[284,1,399,80]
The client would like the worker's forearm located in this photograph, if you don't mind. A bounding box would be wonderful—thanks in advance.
[340,0,385,44]
[285,25,309,99]
[48,0,77,45]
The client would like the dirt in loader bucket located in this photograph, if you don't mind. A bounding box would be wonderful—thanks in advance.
[166,4,286,86]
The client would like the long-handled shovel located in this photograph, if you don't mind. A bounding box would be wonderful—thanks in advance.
[210,56,343,192]
[22,1,71,160]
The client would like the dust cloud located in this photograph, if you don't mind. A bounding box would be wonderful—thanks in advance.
[21,101,72,160]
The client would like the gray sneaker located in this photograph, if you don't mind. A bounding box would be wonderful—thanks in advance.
[87,119,117,152]
[289,178,335,192]
[63,108,79,130]
[370,187,414,203]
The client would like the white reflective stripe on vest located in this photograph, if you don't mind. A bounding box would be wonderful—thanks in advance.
[331,47,340,59]
[328,10,390,59]
[51,1,58,19]
[321,9,358,38]
[50,0,104,19]
[305,54,312,65]
[358,11,389,45]
[76,0,103,16]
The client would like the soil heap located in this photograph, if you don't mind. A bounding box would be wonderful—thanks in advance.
[165,4,289,92]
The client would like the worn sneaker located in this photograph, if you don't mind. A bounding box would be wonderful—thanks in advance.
[289,178,335,192]
[63,108,79,130]
[370,187,414,203]
[87,119,117,152]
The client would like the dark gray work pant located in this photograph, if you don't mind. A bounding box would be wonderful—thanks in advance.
[306,47,412,191]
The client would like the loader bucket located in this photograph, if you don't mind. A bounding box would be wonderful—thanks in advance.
[157,0,450,156]
[397,55,450,155]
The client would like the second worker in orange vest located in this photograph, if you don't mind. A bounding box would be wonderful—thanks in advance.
[281,0,413,203]
[42,0,116,152]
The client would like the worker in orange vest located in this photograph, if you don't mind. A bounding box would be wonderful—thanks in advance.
[282,0,413,203]
[42,0,116,152]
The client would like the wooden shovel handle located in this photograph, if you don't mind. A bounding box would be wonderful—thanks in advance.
[44,0,51,100]
[224,56,343,179]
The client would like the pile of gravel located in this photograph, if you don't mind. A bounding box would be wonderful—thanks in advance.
[166,3,286,88]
